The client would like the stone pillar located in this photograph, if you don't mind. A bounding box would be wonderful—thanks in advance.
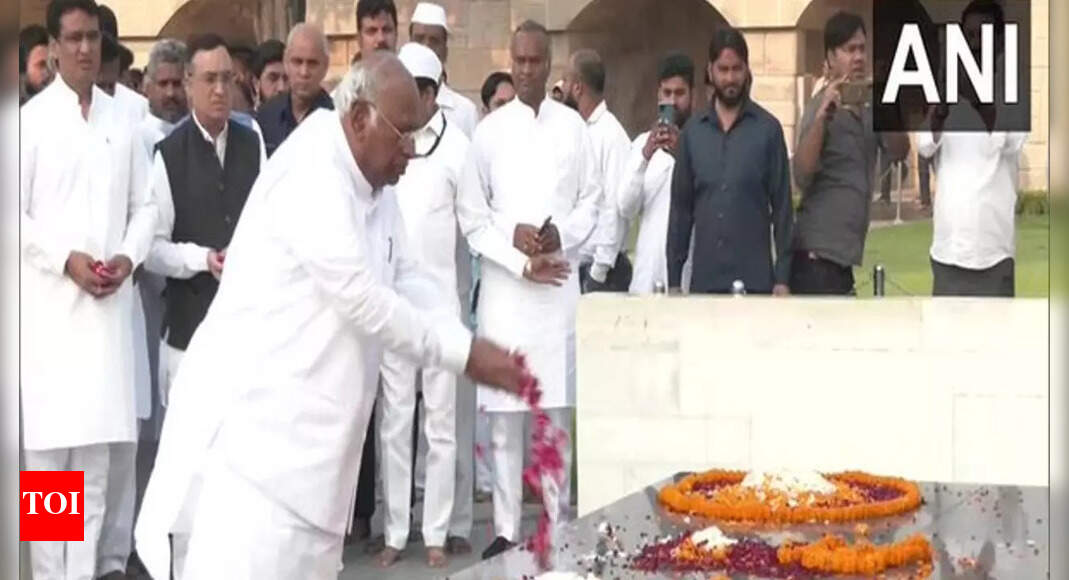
[741,29,801,152]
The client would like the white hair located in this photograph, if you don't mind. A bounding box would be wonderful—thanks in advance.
[286,22,329,57]
[146,39,187,80]
[332,59,382,114]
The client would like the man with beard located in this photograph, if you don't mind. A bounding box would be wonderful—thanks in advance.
[253,39,287,108]
[792,11,909,295]
[668,27,793,296]
[560,49,632,292]
[618,52,696,294]
[19,24,53,100]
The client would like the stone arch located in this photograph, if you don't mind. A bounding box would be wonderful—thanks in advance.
[564,0,730,136]
[157,0,263,47]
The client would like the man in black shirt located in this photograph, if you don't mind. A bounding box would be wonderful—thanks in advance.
[256,23,331,157]
[668,27,793,295]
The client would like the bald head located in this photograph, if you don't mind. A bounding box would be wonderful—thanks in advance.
[335,51,421,190]
[285,22,330,104]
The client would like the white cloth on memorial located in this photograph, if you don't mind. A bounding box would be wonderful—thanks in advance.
[457,96,599,413]
[917,105,1027,271]
[134,108,473,580]
[19,75,156,451]
[578,100,630,280]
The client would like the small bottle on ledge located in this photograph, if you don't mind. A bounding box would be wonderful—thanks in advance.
[731,279,746,297]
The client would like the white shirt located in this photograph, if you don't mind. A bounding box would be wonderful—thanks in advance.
[137,112,176,162]
[617,131,675,293]
[144,112,268,280]
[457,97,598,412]
[19,76,156,450]
[393,107,470,305]
[114,82,149,127]
[579,100,631,279]
[917,105,1027,270]
[437,82,478,139]
[135,109,471,579]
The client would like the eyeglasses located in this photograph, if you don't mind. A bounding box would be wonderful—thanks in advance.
[60,30,101,48]
[364,100,436,158]
[193,71,236,88]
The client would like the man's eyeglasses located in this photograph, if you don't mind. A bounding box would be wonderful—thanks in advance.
[364,101,436,158]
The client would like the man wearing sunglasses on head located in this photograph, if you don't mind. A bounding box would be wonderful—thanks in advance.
[377,42,472,569]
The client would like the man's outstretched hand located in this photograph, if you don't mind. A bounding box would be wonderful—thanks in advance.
[523,255,571,286]
[465,338,526,396]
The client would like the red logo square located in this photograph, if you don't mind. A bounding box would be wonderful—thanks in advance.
[20,471,84,541]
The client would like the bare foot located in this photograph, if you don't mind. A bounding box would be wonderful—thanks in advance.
[377,546,402,568]
[427,546,447,568]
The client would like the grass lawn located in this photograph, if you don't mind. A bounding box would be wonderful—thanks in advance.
[855,215,1050,297]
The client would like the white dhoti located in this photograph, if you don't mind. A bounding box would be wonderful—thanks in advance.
[182,456,343,580]
[380,349,457,549]
[488,408,572,542]
[24,443,110,580]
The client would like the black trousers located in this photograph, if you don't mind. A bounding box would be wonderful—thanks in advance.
[789,251,856,295]
[579,252,633,294]
[931,257,1015,297]
[354,402,377,520]
[917,154,934,206]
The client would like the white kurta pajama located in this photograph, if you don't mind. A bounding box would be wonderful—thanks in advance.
[135,109,473,580]
[20,76,156,580]
[457,97,599,540]
[380,108,470,550]
[578,100,631,280]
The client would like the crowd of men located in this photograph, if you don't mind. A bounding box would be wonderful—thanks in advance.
[16,0,1025,578]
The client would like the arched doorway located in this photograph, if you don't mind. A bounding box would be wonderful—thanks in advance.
[565,0,730,136]
[157,0,263,47]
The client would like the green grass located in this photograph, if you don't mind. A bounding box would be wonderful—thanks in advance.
[855,215,1050,297]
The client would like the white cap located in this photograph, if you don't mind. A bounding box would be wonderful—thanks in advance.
[398,42,443,84]
[411,2,449,32]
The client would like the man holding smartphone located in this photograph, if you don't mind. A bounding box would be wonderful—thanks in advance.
[792,11,910,295]
[617,52,695,294]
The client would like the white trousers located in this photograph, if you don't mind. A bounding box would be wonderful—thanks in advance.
[24,443,110,580]
[488,409,572,542]
[159,340,185,409]
[183,457,343,580]
[380,350,457,549]
[96,440,136,576]
[448,373,476,538]
[475,412,493,493]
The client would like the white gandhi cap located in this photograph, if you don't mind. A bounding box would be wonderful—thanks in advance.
[398,42,443,83]
[411,2,449,32]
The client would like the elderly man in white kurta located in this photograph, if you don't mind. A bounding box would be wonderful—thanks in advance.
[457,20,599,560]
[134,52,528,580]
[378,43,471,569]
[20,4,156,579]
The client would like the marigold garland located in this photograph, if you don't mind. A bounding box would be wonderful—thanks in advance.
[658,470,922,524]
[777,533,933,577]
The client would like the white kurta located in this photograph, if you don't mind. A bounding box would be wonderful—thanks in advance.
[438,82,478,139]
[457,97,600,413]
[20,76,156,451]
[917,106,1027,270]
[578,101,631,276]
[135,109,473,580]
[618,131,675,294]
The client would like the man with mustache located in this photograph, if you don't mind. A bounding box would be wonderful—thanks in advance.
[792,11,910,295]
[139,34,267,576]
[668,27,794,296]
[257,23,331,157]
[357,0,399,54]
[20,1,157,578]
[19,24,53,101]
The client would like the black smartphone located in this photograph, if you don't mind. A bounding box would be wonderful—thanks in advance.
[537,216,553,237]
[657,103,676,126]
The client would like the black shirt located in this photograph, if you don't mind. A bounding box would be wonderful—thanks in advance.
[256,90,334,157]
[668,98,794,293]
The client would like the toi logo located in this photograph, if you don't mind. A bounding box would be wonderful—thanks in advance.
[20,471,84,541]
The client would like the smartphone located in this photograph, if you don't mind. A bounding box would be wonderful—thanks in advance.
[537,216,553,237]
[657,103,676,126]
[841,79,872,108]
